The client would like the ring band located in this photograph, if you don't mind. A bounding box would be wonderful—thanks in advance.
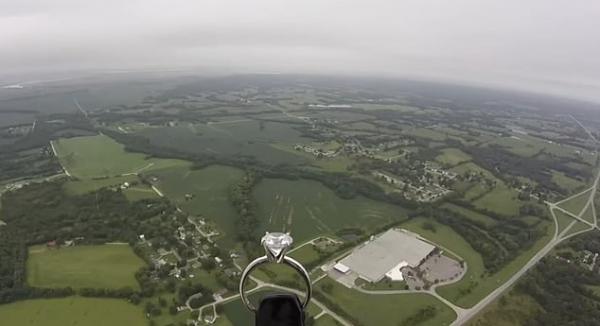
[239,255,312,311]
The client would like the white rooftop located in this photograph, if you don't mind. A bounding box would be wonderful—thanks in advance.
[339,228,435,282]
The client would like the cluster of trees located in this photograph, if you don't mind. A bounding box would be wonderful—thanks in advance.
[229,170,261,256]
[423,205,546,273]
[515,254,600,325]
[0,181,177,304]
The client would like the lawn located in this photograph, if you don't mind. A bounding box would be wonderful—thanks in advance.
[436,148,471,166]
[315,279,457,326]
[563,220,593,238]
[27,244,145,289]
[0,297,146,326]
[145,164,244,248]
[558,189,592,215]
[53,134,187,179]
[253,178,408,244]
[581,204,595,224]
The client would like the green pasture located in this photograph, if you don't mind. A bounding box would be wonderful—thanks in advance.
[558,189,592,215]
[53,134,187,179]
[436,148,472,166]
[315,279,457,326]
[253,178,408,244]
[146,164,244,247]
[0,297,146,326]
[27,244,145,289]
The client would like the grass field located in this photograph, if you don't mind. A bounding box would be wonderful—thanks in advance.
[552,171,586,193]
[315,279,457,326]
[581,204,595,224]
[0,297,146,326]
[27,244,145,289]
[555,210,576,234]
[63,175,139,195]
[442,203,497,227]
[473,182,521,216]
[253,178,408,244]
[467,292,541,326]
[146,164,244,248]
[53,134,187,179]
[136,121,309,165]
[315,314,342,326]
[436,148,471,166]
[563,220,592,238]
[558,189,592,215]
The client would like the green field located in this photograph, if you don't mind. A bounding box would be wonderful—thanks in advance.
[473,182,521,216]
[581,204,595,224]
[315,279,457,326]
[558,189,592,215]
[0,297,146,326]
[315,314,342,326]
[53,134,187,179]
[442,203,497,227]
[63,175,139,195]
[555,210,576,235]
[146,164,244,247]
[467,292,541,326]
[27,244,145,289]
[136,121,309,165]
[436,148,471,166]
[253,178,408,244]
[563,220,592,238]
[552,171,586,193]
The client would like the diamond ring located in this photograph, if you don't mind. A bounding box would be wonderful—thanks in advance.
[239,232,312,311]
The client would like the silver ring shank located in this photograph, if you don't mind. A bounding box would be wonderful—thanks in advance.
[239,255,312,312]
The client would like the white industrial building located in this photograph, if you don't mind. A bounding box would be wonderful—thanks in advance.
[335,228,436,282]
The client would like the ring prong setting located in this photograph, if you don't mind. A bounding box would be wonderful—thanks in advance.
[262,232,293,263]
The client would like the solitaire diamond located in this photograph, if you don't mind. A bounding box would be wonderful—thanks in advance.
[262,232,293,261]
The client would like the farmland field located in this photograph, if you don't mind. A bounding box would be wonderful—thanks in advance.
[473,182,521,216]
[52,134,187,179]
[0,297,146,326]
[442,203,497,227]
[436,148,471,166]
[253,178,408,243]
[135,121,310,164]
[146,164,244,247]
[27,244,145,289]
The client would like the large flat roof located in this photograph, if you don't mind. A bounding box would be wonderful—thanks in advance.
[339,228,435,282]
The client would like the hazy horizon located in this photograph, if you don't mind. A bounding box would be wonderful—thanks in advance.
[2,0,599,103]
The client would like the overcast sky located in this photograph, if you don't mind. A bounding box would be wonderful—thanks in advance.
[1,0,599,102]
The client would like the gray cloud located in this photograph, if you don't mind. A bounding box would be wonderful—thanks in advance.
[1,0,599,102]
